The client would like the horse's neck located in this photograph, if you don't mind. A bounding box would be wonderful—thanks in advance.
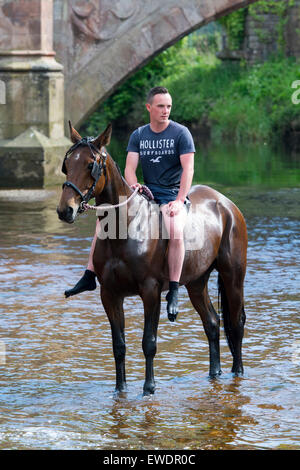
[95,156,131,206]
[94,156,153,240]
[94,155,153,242]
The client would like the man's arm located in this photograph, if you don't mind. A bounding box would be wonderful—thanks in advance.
[167,152,194,216]
[177,152,194,203]
[124,151,140,188]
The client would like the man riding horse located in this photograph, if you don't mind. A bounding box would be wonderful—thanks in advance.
[65,86,195,321]
[58,90,247,392]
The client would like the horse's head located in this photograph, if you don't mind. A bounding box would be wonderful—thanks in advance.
[57,121,112,223]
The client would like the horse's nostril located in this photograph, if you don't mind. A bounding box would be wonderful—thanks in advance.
[57,206,74,222]
[66,206,74,217]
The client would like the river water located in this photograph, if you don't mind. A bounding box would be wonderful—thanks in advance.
[0,143,299,450]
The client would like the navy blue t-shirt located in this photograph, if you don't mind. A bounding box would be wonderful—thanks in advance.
[126,120,195,188]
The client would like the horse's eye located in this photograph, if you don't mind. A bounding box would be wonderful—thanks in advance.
[88,162,94,170]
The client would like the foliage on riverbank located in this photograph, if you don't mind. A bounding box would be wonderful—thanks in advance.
[81,29,299,146]
[186,54,299,144]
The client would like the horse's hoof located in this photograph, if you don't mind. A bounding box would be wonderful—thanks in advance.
[168,312,177,322]
[232,370,244,377]
[113,386,127,398]
[232,364,244,376]
[143,382,156,396]
[209,369,222,379]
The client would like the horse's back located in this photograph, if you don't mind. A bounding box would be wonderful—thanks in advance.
[188,184,220,202]
[180,184,247,284]
[188,184,247,232]
[189,184,239,209]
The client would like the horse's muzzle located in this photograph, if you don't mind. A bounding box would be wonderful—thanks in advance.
[57,205,76,224]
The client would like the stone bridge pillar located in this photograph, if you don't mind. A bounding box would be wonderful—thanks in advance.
[0,0,70,188]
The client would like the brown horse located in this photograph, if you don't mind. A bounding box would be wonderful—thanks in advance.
[57,123,248,395]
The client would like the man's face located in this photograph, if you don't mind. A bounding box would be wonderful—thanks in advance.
[146,93,172,125]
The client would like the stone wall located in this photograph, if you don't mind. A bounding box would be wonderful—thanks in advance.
[243,0,300,63]
[0,0,70,188]
[285,0,300,58]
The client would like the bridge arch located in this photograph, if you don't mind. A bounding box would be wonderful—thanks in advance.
[54,0,257,127]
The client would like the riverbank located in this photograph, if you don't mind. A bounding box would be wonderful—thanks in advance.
[167,56,300,151]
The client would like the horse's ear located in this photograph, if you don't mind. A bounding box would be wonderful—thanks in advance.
[92,123,112,149]
[68,120,82,143]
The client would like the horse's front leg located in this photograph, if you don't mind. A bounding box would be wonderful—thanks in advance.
[140,279,162,395]
[100,287,126,393]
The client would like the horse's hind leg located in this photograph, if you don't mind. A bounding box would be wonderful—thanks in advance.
[216,203,247,376]
[101,287,126,393]
[217,272,246,375]
[140,279,161,395]
[186,277,221,378]
[217,270,246,376]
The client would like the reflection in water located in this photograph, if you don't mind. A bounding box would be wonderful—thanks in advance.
[194,142,299,188]
[103,378,254,450]
[0,159,299,449]
[112,138,300,189]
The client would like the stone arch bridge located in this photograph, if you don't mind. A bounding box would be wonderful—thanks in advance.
[0,0,257,187]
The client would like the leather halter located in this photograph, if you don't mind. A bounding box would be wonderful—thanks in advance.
[62,136,107,213]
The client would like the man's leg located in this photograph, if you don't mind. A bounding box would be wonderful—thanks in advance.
[64,219,99,298]
[161,204,188,321]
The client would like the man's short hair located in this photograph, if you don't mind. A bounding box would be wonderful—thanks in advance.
[146,86,169,104]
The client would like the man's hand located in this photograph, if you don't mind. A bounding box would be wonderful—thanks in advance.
[130,183,143,192]
[166,199,184,217]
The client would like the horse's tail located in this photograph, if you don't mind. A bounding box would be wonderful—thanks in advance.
[218,273,234,353]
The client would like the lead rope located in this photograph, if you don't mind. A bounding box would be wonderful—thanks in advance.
[83,186,140,211]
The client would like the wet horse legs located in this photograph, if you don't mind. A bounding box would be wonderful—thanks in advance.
[187,278,221,378]
[218,273,246,375]
[101,287,126,393]
[140,280,161,395]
